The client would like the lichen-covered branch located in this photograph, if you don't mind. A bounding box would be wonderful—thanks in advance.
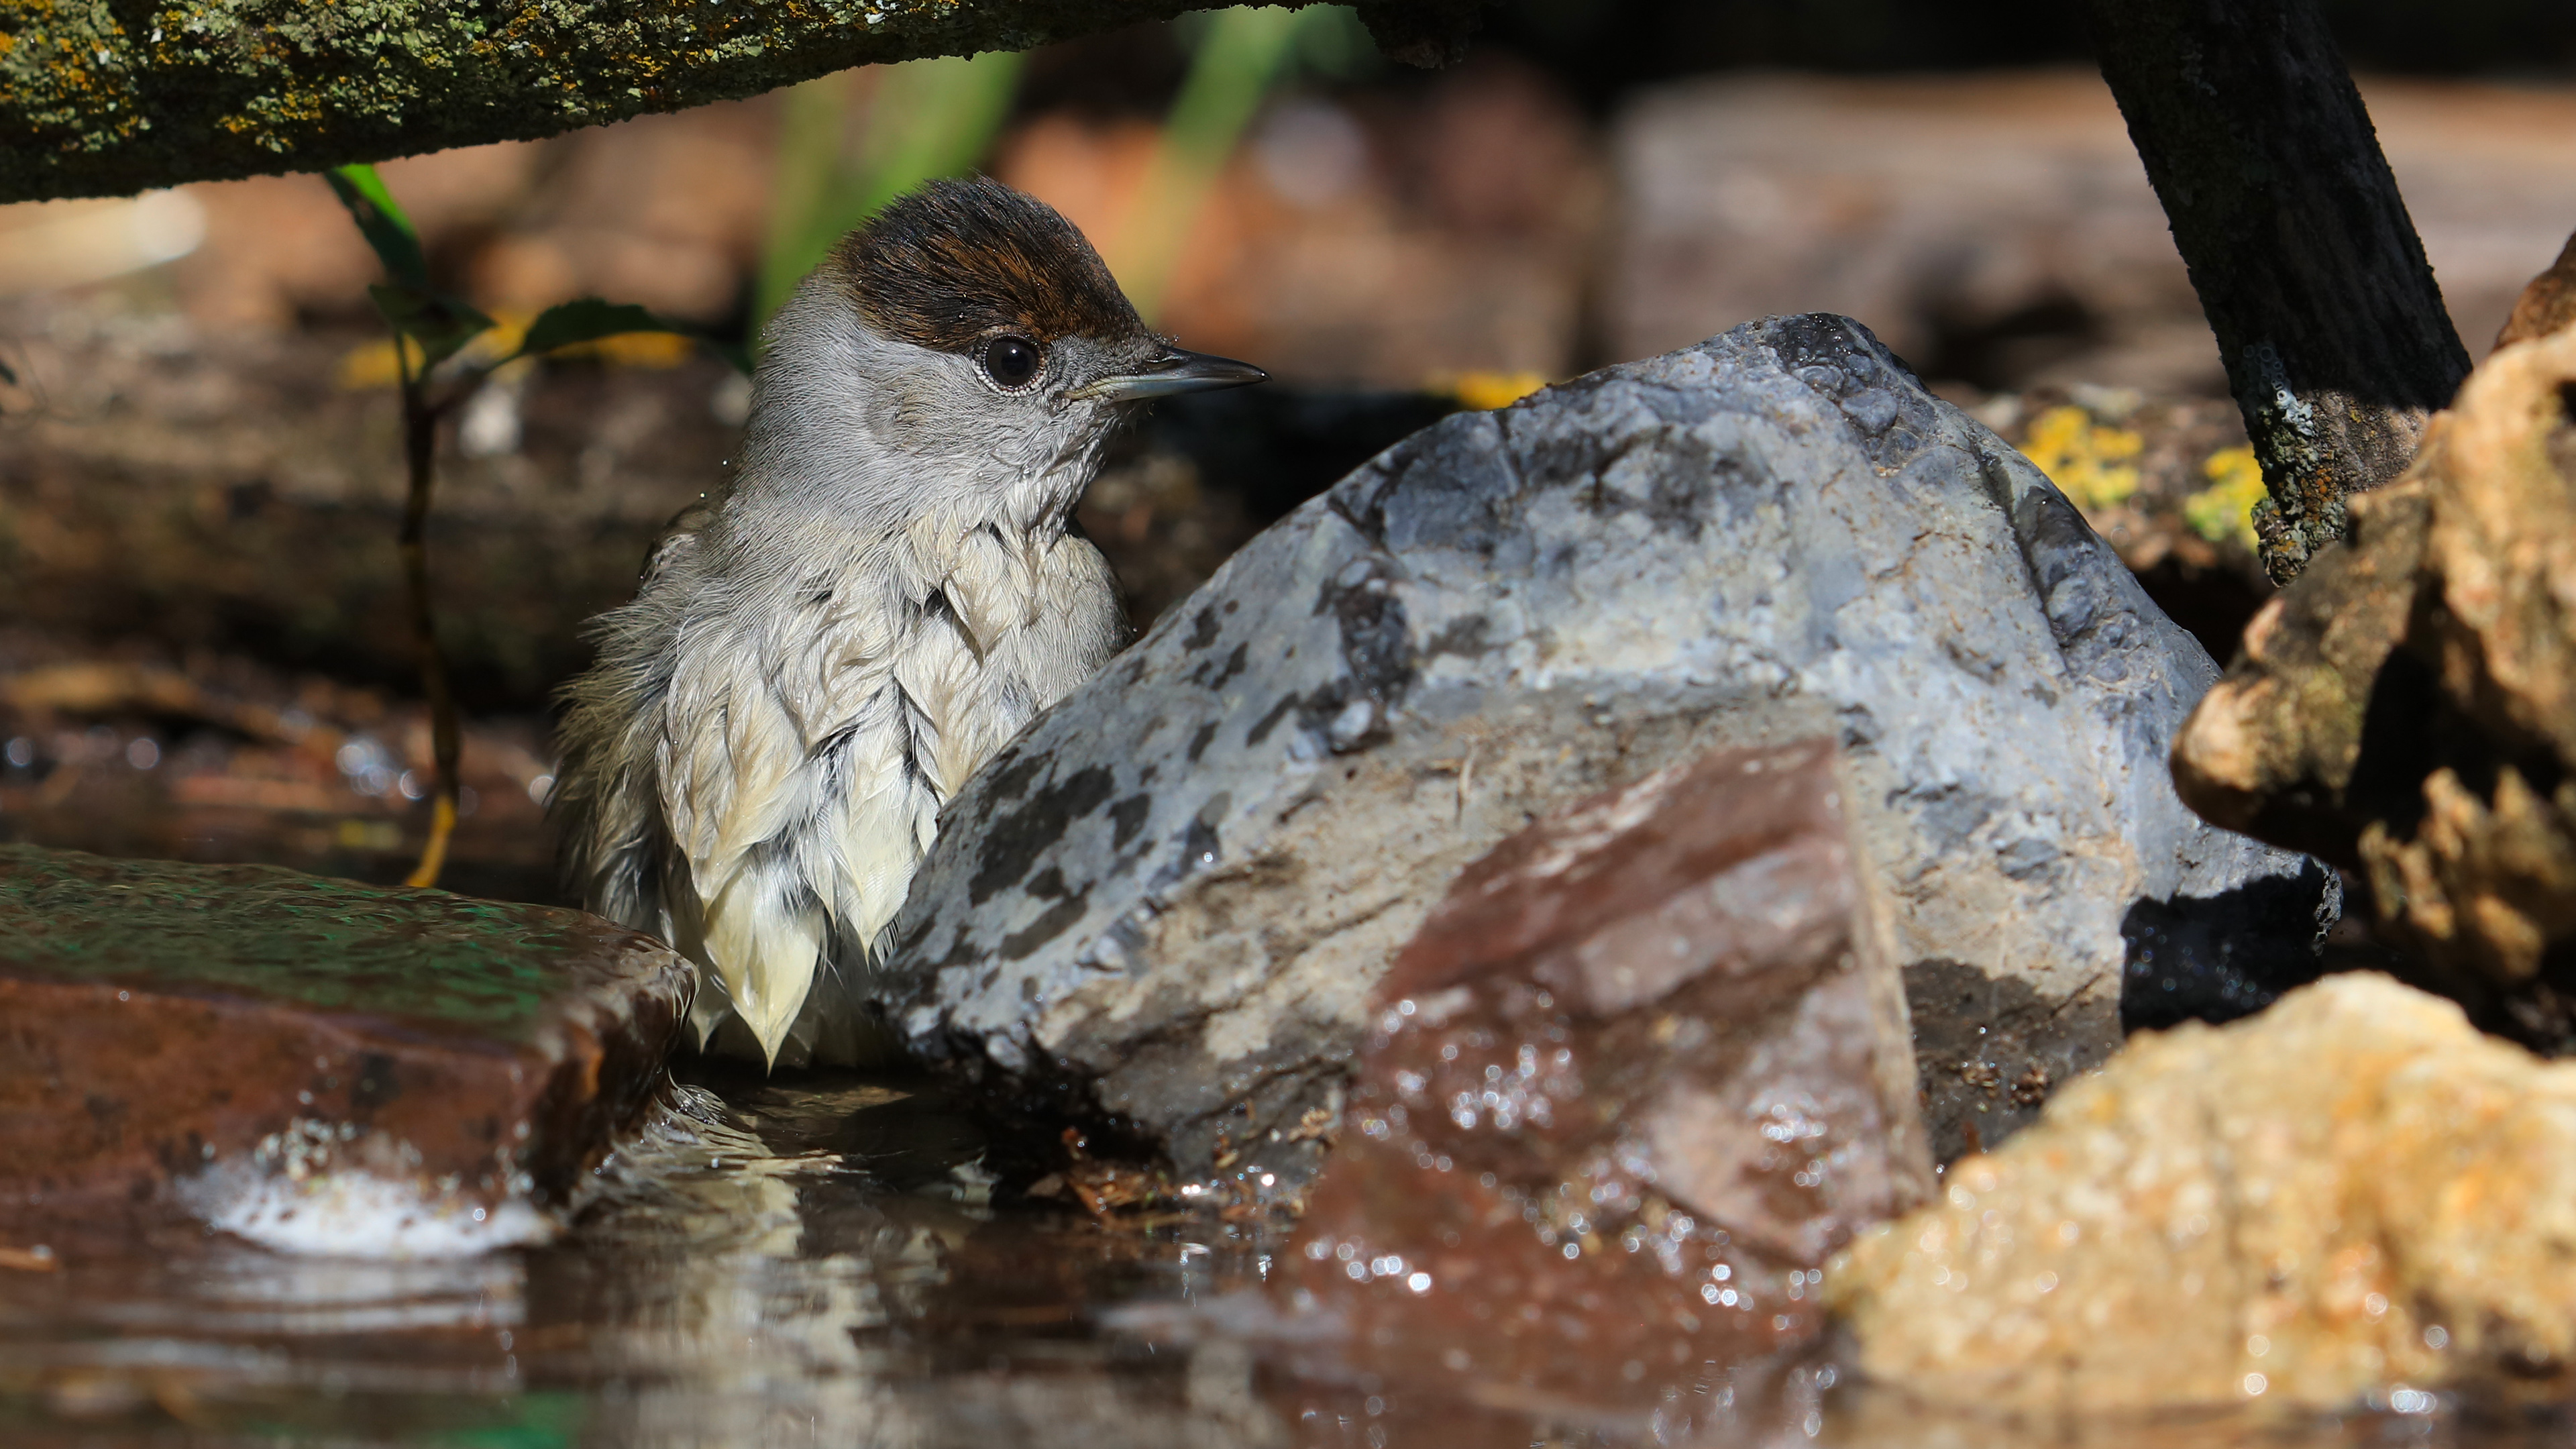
[2086,0,2473,584]
[1,0,1461,204]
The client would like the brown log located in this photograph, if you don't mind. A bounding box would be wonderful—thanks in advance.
[0,0,1479,205]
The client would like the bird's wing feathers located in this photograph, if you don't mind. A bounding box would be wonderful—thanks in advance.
[641,500,715,589]
[656,592,928,1061]
[904,517,1051,795]
[818,682,941,965]
[694,852,828,1063]
[657,651,820,1060]
[802,570,953,949]
[924,517,1037,652]
[633,515,1118,1066]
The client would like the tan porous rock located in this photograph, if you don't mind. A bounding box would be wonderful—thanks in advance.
[2172,314,2576,1034]
[2493,231,2576,350]
[1830,972,2576,1413]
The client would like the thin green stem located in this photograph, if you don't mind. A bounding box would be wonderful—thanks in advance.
[397,350,472,891]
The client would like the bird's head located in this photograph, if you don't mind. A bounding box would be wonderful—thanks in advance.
[743,177,1265,529]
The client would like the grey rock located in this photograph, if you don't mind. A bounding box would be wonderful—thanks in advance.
[880,314,2330,1179]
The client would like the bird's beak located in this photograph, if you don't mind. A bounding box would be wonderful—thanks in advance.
[1071,347,1269,402]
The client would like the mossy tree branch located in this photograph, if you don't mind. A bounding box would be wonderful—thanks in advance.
[1,0,1465,205]
[2086,0,2472,584]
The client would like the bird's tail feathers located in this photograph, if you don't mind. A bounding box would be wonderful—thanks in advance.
[698,865,828,1069]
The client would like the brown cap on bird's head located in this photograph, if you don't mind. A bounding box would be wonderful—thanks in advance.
[831,177,1148,356]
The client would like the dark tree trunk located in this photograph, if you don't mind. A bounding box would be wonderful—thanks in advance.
[2086,0,2473,584]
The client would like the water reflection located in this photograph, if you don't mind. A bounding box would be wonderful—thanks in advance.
[0,1071,1265,1446]
[0,1069,2517,1448]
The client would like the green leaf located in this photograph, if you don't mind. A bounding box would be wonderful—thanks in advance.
[366,283,495,372]
[517,299,670,356]
[324,164,429,289]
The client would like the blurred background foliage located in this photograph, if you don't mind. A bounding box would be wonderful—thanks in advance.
[757,53,1028,326]
[756,5,1374,329]
[8,0,2576,899]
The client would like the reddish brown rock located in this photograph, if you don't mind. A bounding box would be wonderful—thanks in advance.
[1275,739,1931,1414]
[0,845,692,1252]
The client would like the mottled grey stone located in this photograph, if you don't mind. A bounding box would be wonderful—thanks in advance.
[879,314,2329,1180]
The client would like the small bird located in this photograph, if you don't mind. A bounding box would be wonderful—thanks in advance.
[552,178,1265,1067]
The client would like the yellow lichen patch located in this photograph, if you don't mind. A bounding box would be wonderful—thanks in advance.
[2021,405,2143,512]
[478,312,532,358]
[337,334,428,390]
[557,328,694,368]
[2185,445,2267,551]
[1434,370,1548,411]
[336,309,692,388]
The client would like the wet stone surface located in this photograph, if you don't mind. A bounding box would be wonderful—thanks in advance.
[1273,740,1930,1417]
[0,845,690,1249]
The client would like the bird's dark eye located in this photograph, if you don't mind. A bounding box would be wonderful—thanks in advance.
[982,335,1041,389]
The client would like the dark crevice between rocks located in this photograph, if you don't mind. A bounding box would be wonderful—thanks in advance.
[889,1022,1174,1187]
[2379,590,2571,833]
[2116,862,2339,1036]
[2342,690,2576,1057]
[2305,904,2576,1061]
[1152,1045,1351,1191]
[2128,555,2271,667]
[904,1012,1340,1211]
[2343,646,2448,850]
[1904,958,2119,1166]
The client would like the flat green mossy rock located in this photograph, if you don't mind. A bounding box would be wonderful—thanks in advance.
[0,845,693,1248]
[0,844,636,1042]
